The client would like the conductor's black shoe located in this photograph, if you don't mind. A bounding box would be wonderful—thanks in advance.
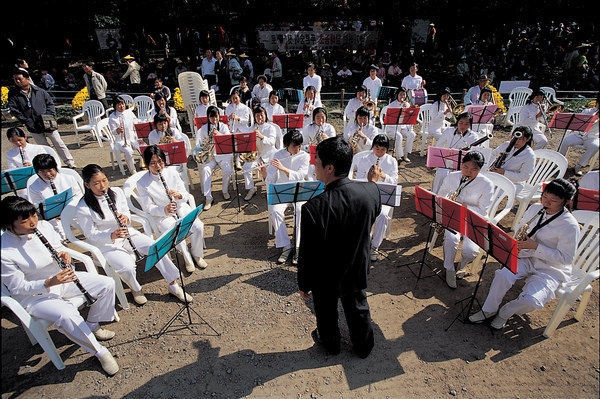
[311,329,340,355]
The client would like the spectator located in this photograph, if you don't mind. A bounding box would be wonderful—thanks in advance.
[121,55,142,92]
[82,61,109,111]
[106,33,121,65]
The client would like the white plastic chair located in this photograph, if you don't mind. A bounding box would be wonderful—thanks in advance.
[96,118,127,176]
[1,248,101,370]
[348,150,371,179]
[540,86,564,106]
[132,95,155,122]
[26,168,85,203]
[172,133,195,190]
[416,104,449,156]
[543,210,599,338]
[272,123,283,149]
[178,71,209,133]
[511,149,569,231]
[122,172,161,237]
[503,88,532,127]
[72,100,106,147]
[508,106,523,130]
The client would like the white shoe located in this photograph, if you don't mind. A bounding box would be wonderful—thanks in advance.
[446,270,457,289]
[244,188,256,201]
[469,310,496,324]
[491,315,508,330]
[194,256,208,269]
[456,269,467,279]
[277,247,292,264]
[185,259,195,273]
[402,155,411,163]
[204,198,213,210]
[131,290,147,305]
[370,247,377,262]
[292,248,299,265]
[235,161,242,171]
[223,192,231,200]
[170,286,193,303]
[98,352,119,376]
[92,326,116,341]
[574,165,583,176]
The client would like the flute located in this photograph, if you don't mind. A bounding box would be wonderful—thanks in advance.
[157,169,178,219]
[243,149,308,174]
[103,190,146,262]
[34,228,97,306]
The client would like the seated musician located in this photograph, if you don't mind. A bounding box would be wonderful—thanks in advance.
[354,134,398,262]
[431,112,482,194]
[296,85,322,131]
[519,89,549,150]
[28,154,83,240]
[463,74,489,106]
[150,92,182,134]
[1,196,120,376]
[251,75,273,106]
[558,94,599,176]
[136,145,207,273]
[242,106,278,201]
[466,87,495,139]
[437,151,494,288]
[265,90,285,120]
[225,87,252,133]
[381,87,416,163]
[5,127,60,169]
[148,113,186,146]
[344,106,378,155]
[108,95,141,175]
[195,105,233,210]
[429,87,453,141]
[343,85,367,123]
[76,164,192,305]
[303,107,336,180]
[266,130,310,265]
[469,178,580,329]
[194,90,222,118]
[489,126,536,194]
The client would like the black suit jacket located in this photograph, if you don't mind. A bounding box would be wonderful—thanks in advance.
[298,177,381,297]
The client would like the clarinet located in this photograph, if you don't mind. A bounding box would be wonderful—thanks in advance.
[49,178,58,195]
[489,131,522,171]
[19,146,27,165]
[460,133,493,150]
[157,169,179,219]
[103,190,146,262]
[34,228,97,306]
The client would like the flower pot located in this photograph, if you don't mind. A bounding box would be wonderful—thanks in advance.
[1,108,16,122]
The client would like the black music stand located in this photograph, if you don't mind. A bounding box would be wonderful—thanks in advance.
[551,113,598,151]
[276,89,303,113]
[215,132,259,219]
[398,186,445,293]
[267,181,325,262]
[1,166,35,196]
[376,86,399,106]
[146,204,220,338]
[37,188,74,220]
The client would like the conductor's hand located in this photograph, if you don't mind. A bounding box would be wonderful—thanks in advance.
[298,290,311,300]
[367,164,382,183]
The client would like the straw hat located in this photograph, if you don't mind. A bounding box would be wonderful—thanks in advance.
[123,55,135,60]
[477,74,488,81]
[226,51,236,56]
[239,53,249,58]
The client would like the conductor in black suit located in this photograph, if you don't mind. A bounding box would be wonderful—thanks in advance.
[298,135,382,358]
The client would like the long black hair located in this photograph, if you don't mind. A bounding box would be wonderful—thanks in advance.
[1,196,37,230]
[82,164,115,219]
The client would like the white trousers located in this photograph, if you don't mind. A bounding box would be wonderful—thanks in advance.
[559,134,599,167]
[271,202,304,249]
[443,230,480,271]
[27,272,115,356]
[384,126,415,157]
[113,142,136,173]
[102,230,180,292]
[200,158,233,199]
[242,160,265,190]
[371,205,392,249]
[481,257,561,320]
[156,203,205,261]
[30,130,75,167]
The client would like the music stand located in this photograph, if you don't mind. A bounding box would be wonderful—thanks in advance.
[133,122,155,143]
[398,186,445,293]
[468,105,498,125]
[215,132,259,218]
[276,89,303,113]
[383,107,419,134]
[426,147,465,171]
[194,115,229,131]
[551,113,598,151]
[139,142,188,165]
[376,86,398,105]
[272,114,304,134]
[267,181,324,261]
[146,204,220,338]
[573,187,600,211]
[1,166,35,196]
[37,188,74,220]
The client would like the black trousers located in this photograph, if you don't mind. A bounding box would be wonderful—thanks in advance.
[312,288,374,357]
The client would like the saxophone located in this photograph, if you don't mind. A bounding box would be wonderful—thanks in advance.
[350,122,365,154]
[310,125,325,145]
[240,124,260,163]
[515,207,546,241]
[194,124,215,164]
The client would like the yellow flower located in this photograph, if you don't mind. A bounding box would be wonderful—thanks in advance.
[72,87,89,111]
[487,84,506,114]
[1,86,9,109]
[173,87,185,111]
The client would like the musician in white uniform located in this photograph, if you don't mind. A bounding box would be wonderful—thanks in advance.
[344,85,367,123]
[148,113,187,145]
[438,151,494,288]
[76,164,192,306]
[362,65,382,105]
[463,74,489,106]
[265,90,285,120]
[297,86,322,131]
[251,75,273,106]
[302,107,336,180]
[380,87,416,162]
[136,145,207,273]
[489,126,536,194]
[429,87,453,141]
[150,92,182,133]
[431,112,482,194]
[401,62,427,105]
[5,127,60,170]
[469,179,580,329]
[29,154,83,239]
[519,89,549,149]
[1,196,119,376]
[266,130,310,265]
[242,106,278,200]
[558,97,599,176]
[302,64,323,101]
[465,87,495,140]
[225,88,252,133]
[108,95,140,175]
[344,106,378,155]
[195,106,233,210]
[194,90,222,118]
[354,135,398,261]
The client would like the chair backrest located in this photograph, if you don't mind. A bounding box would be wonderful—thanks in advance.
[96,118,114,143]
[122,172,160,236]
[509,106,524,127]
[349,150,371,179]
[527,149,568,186]
[417,103,434,131]
[132,95,155,122]
[508,88,532,107]
[83,100,106,122]
[479,171,516,224]
[540,86,564,105]
[571,210,600,274]
[178,71,208,108]
[208,88,218,106]
[271,122,283,149]
[119,94,135,109]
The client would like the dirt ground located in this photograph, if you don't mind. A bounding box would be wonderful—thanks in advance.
[1,114,599,399]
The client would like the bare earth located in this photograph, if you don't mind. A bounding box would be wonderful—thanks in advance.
[1,115,599,399]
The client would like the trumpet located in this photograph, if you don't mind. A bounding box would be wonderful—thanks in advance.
[194,125,216,164]
[460,133,493,150]
[158,169,178,219]
[34,228,97,306]
[515,207,546,241]
[241,124,260,163]
[103,190,146,263]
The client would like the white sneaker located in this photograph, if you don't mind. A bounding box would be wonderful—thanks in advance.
[194,256,208,269]
[469,310,496,324]
[491,315,508,330]
[131,290,147,305]
[98,351,119,376]
[277,247,292,264]
[370,247,377,262]
[204,198,213,210]
[244,188,256,201]
[92,326,116,341]
[185,259,195,273]
[170,286,193,303]
[574,165,583,176]
[402,155,411,163]
[446,270,457,289]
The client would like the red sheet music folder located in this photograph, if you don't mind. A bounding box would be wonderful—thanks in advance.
[549,113,598,131]
[383,107,419,126]
[134,122,155,139]
[488,223,519,274]
[468,105,498,124]
[464,207,490,251]
[214,132,257,155]
[573,188,600,211]
[414,185,436,220]
[308,145,317,165]
[438,196,465,235]
[139,142,188,165]
[272,114,304,129]
[194,115,228,131]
